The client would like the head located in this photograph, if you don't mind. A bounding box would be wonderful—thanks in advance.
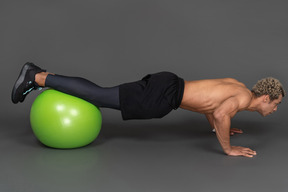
[251,77,286,116]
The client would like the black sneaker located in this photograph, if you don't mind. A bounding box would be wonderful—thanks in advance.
[11,62,46,104]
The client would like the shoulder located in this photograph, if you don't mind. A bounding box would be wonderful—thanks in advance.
[223,77,239,82]
[222,78,246,87]
[220,85,252,110]
[214,90,252,117]
[235,88,253,110]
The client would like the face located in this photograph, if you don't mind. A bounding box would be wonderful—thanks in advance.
[260,95,283,117]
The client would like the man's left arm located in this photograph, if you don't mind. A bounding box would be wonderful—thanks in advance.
[205,113,216,132]
[205,113,243,135]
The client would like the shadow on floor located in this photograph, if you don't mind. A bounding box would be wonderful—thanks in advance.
[1,114,275,153]
[98,119,273,141]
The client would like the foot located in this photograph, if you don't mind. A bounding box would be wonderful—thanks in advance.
[11,62,46,104]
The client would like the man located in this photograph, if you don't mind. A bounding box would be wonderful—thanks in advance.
[12,62,285,158]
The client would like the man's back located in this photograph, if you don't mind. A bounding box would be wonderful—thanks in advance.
[180,78,252,114]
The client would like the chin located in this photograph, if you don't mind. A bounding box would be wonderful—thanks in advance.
[264,113,271,117]
[258,110,269,117]
[260,112,268,117]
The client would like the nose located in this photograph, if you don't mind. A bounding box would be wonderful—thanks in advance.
[273,106,278,112]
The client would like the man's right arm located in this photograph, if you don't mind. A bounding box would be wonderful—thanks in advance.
[212,97,257,157]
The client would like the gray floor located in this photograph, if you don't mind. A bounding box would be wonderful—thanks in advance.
[1,0,288,191]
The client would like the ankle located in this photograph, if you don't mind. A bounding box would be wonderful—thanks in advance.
[35,72,53,87]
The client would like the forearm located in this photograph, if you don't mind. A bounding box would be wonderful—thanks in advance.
[213,115,232,154]
[205,113,215,130]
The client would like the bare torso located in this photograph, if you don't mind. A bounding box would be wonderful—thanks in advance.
[180,78,253,114]
[179,78,263,157]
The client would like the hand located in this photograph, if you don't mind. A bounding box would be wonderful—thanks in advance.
[212,128,243,135]
[227,146,257,158]
[230,128,243,136]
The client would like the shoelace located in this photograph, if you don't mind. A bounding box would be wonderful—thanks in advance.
[23,87,34,95]
[23,81,43,95]
[23,81,34,95]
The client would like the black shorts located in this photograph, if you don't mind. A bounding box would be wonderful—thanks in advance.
[119,72,184,120]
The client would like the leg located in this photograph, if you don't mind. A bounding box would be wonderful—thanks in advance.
[12,63,120,110]
[37,73,120,110]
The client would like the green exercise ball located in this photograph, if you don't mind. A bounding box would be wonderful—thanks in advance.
[30,89,102,149]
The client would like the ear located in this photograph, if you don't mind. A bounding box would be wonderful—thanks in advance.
[263,95,270,103]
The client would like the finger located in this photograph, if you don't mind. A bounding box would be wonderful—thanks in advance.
[232,129,243,133]
[240,150,255,157]
[241,147,254,152]
[243,153,254,158]
[242,149,257,155]
[234,130,243,133]
[246,151,257,156]
[231,128,243,131]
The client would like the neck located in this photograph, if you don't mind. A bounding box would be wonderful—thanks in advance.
[246,93,261,112]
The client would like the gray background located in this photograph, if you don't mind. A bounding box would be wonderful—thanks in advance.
[1,0,288,191]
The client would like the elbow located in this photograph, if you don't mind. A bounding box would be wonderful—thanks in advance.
[213,111,226,121]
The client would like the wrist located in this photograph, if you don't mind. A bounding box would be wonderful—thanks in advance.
[224,146,232,155]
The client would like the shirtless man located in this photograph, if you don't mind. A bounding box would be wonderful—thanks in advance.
[12,63,285,158]
[181,78,284,157]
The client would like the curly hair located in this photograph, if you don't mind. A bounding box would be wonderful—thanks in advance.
[251,77,286,100]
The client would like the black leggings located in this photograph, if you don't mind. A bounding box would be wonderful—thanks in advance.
[45,74,120,110]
